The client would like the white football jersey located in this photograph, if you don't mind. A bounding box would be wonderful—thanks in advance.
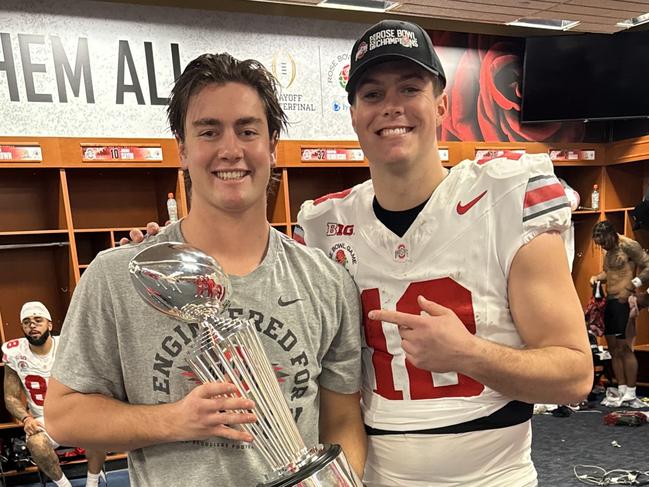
[297,153,571,431]
[2,336,59,418]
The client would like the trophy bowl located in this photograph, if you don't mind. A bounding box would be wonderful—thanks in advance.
[128,241,231,324]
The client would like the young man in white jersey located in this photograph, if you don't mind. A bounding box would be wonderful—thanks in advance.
[296,20,593,486]
[2,302,106,487]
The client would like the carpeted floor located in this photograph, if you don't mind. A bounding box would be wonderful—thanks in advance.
[532,400,649,486]
[5,469,129,487]
[11,396,649,486]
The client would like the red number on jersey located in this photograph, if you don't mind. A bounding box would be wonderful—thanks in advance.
[361,278,485,400]
[24,374,47,406]
[5,339,20,349]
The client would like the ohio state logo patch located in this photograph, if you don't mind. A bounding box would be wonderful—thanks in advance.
[394,243,409,263]
[355,42,368,61]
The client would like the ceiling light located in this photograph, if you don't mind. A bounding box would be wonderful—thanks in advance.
[617,12,649,29]
[317,0,399,13]
[507,18,580,31]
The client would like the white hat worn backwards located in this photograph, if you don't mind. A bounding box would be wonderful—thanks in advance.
[20,301,52,322]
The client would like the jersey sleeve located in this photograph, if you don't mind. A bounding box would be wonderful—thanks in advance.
[51,253,127,400]
[493,153,572,276]
[1,341,18,372]
[296,199,324,247]
[297,186,357,248]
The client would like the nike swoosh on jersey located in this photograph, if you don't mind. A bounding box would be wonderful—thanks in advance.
[456,190,488,215]
[278,297,303,306]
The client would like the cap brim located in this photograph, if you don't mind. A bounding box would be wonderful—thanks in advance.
[346,53,445,104]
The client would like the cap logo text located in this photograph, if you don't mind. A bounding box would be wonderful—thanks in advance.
[368,29,419,51]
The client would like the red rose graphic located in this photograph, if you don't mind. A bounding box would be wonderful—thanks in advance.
[433,33,585,143]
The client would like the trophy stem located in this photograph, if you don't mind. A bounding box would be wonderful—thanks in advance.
[188,320,307,470]
[189,339,290,469]
[218,328,306,465]
[233,329,305,449]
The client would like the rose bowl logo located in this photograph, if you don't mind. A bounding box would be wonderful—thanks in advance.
[339,64,350,89]
[329,242,358,276]
[271,50,297,88]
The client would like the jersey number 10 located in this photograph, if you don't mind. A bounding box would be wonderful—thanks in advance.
[361,278,485,400]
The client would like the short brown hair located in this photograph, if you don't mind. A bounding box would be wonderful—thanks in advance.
[168,53,287,199]
[167,53,288,142]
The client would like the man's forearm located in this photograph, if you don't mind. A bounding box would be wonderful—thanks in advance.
[5,396,30,423]
[461,338,592,404]
[318,389,366,478]
[320,413,366,477]
[45,390,180,451]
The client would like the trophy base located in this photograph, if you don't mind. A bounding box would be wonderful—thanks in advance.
[257,443,361,487]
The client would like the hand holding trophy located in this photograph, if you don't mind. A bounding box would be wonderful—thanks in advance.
[129,242,361,486]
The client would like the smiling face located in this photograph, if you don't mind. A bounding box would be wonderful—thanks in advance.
[178,82,277,216]
[350,60,447,172]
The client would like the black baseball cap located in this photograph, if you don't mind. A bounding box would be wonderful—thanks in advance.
[346,20,447,104]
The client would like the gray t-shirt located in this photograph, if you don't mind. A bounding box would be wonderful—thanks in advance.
[52,222,362,486]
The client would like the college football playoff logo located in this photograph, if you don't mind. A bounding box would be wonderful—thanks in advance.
[271,50,297,88]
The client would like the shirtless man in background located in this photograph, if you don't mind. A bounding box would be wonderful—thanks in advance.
[590,220,649,404]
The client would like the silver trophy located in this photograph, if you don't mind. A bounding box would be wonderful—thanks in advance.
[129,242,361,487]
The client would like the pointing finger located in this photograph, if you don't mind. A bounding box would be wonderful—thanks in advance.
[368,309,423,329]
[416,296,449,315]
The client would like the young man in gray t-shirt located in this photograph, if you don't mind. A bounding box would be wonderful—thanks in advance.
[44,53,365,486]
